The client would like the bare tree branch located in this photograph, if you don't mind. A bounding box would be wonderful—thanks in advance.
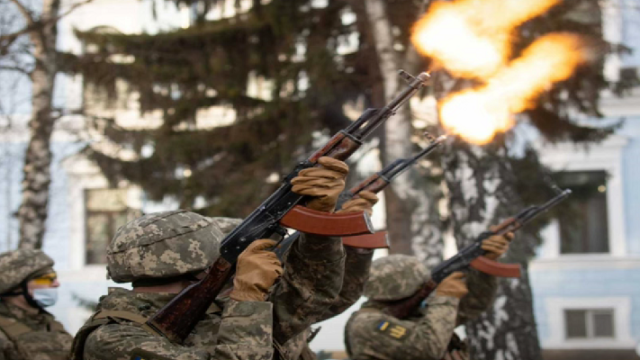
[0,0,93,46]
[0,64,29,74]
[7,0,35,26]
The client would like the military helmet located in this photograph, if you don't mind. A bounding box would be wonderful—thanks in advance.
[210,217,242,236]
[363,254,430,301]
[0,249,54,294]
[107,210,225,283]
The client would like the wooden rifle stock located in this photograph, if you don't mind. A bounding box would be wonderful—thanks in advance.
[385,279,439,319]
[146,257,233,343]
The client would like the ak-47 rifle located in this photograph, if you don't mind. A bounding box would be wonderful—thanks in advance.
[274,134,447,258]
[146,70,431,343]
[384,189,571,319]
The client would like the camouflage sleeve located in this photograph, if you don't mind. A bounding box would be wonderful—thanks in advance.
[83,323,210,360]
[319,247,373,322]
[456,269,497,325]
[269,232,345,343]
[347,296,460,360]
[214,300,273,360]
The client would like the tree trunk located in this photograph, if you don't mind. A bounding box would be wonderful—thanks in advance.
[17,0,60,249]
[441,143,542,360]
[361,0,443,265]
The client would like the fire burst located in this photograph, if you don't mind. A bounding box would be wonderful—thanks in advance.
[411,0,590,144]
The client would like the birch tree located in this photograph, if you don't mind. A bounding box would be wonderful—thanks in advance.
[0,0,90,249]
[357,0,444,266]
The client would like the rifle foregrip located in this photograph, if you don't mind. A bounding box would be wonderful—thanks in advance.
[146,257,234,343]
[309,132,361,163]
[349,175,389,196]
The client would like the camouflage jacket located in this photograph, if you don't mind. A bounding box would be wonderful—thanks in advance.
[281,246,374,360]
[0,301,72,360]
[211,217,347,347]
[79,288,273,360]
[271,232,346,349]
[345,270,497,360]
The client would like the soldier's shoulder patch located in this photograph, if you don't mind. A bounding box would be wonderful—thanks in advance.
[375,320,410,340]
[130,348,173,360]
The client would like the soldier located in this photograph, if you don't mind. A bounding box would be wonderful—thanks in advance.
[72,156,353,360]
[72,211,283,360]
[282,190,380,360]
[0,249,73,360]
[345,231,514,360]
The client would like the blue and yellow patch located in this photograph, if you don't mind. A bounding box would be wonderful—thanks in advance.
[376,320,409,340]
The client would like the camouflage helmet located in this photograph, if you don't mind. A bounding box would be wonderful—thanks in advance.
[363,254,430,301]
[210,217,242,236]
[0,249,55,294]
[107,210,225,283]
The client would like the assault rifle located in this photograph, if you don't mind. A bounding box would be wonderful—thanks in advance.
[384,189,571,319]
[275,134,447,258]
[146,71,431,343]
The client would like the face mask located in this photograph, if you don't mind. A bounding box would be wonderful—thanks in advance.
[32,288,58,307]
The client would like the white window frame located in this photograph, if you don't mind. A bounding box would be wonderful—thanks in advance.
[62,154,142,271]
[544,297,634,349]
[535,135,628,262]
[565,308,614,339]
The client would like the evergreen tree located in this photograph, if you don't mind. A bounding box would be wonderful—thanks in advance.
[65,0,372,216]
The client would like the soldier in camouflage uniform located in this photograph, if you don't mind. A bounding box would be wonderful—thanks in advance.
[0,249,73,360]
[72,210,282,360]
[72,156,353,360]
[283,190,380,360]
[345,230,514,360]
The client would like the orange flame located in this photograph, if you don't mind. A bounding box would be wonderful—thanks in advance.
[439,34,589,144]
[412,0,561,79]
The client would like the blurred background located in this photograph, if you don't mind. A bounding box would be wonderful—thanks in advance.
[0,0,638,359]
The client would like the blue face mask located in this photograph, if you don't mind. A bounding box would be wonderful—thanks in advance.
[32,288,58,307]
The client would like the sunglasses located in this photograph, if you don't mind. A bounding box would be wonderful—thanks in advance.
[31,273,58,286]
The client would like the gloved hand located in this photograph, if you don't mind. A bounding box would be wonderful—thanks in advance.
[337,190,379,216]
[230,239,283,302]
[436,272,468,299]
[482,226,515,260]
[291,156,349,213]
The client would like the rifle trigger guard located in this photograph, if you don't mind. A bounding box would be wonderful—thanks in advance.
[279,205,374,236]
[469,256,522,278]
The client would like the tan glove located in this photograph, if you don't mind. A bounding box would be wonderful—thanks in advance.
[337,190,379,216]
[290,156,349,213]
[230,239,283,302]
[482,226,515,260]
[436,272,468,299]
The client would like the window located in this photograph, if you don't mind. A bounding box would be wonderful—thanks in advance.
[565,309,614,339]
[85,189,133,265]
[555,171,609,254]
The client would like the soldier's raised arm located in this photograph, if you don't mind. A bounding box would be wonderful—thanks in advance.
[269,157,350,343]
[456,230,514,325]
